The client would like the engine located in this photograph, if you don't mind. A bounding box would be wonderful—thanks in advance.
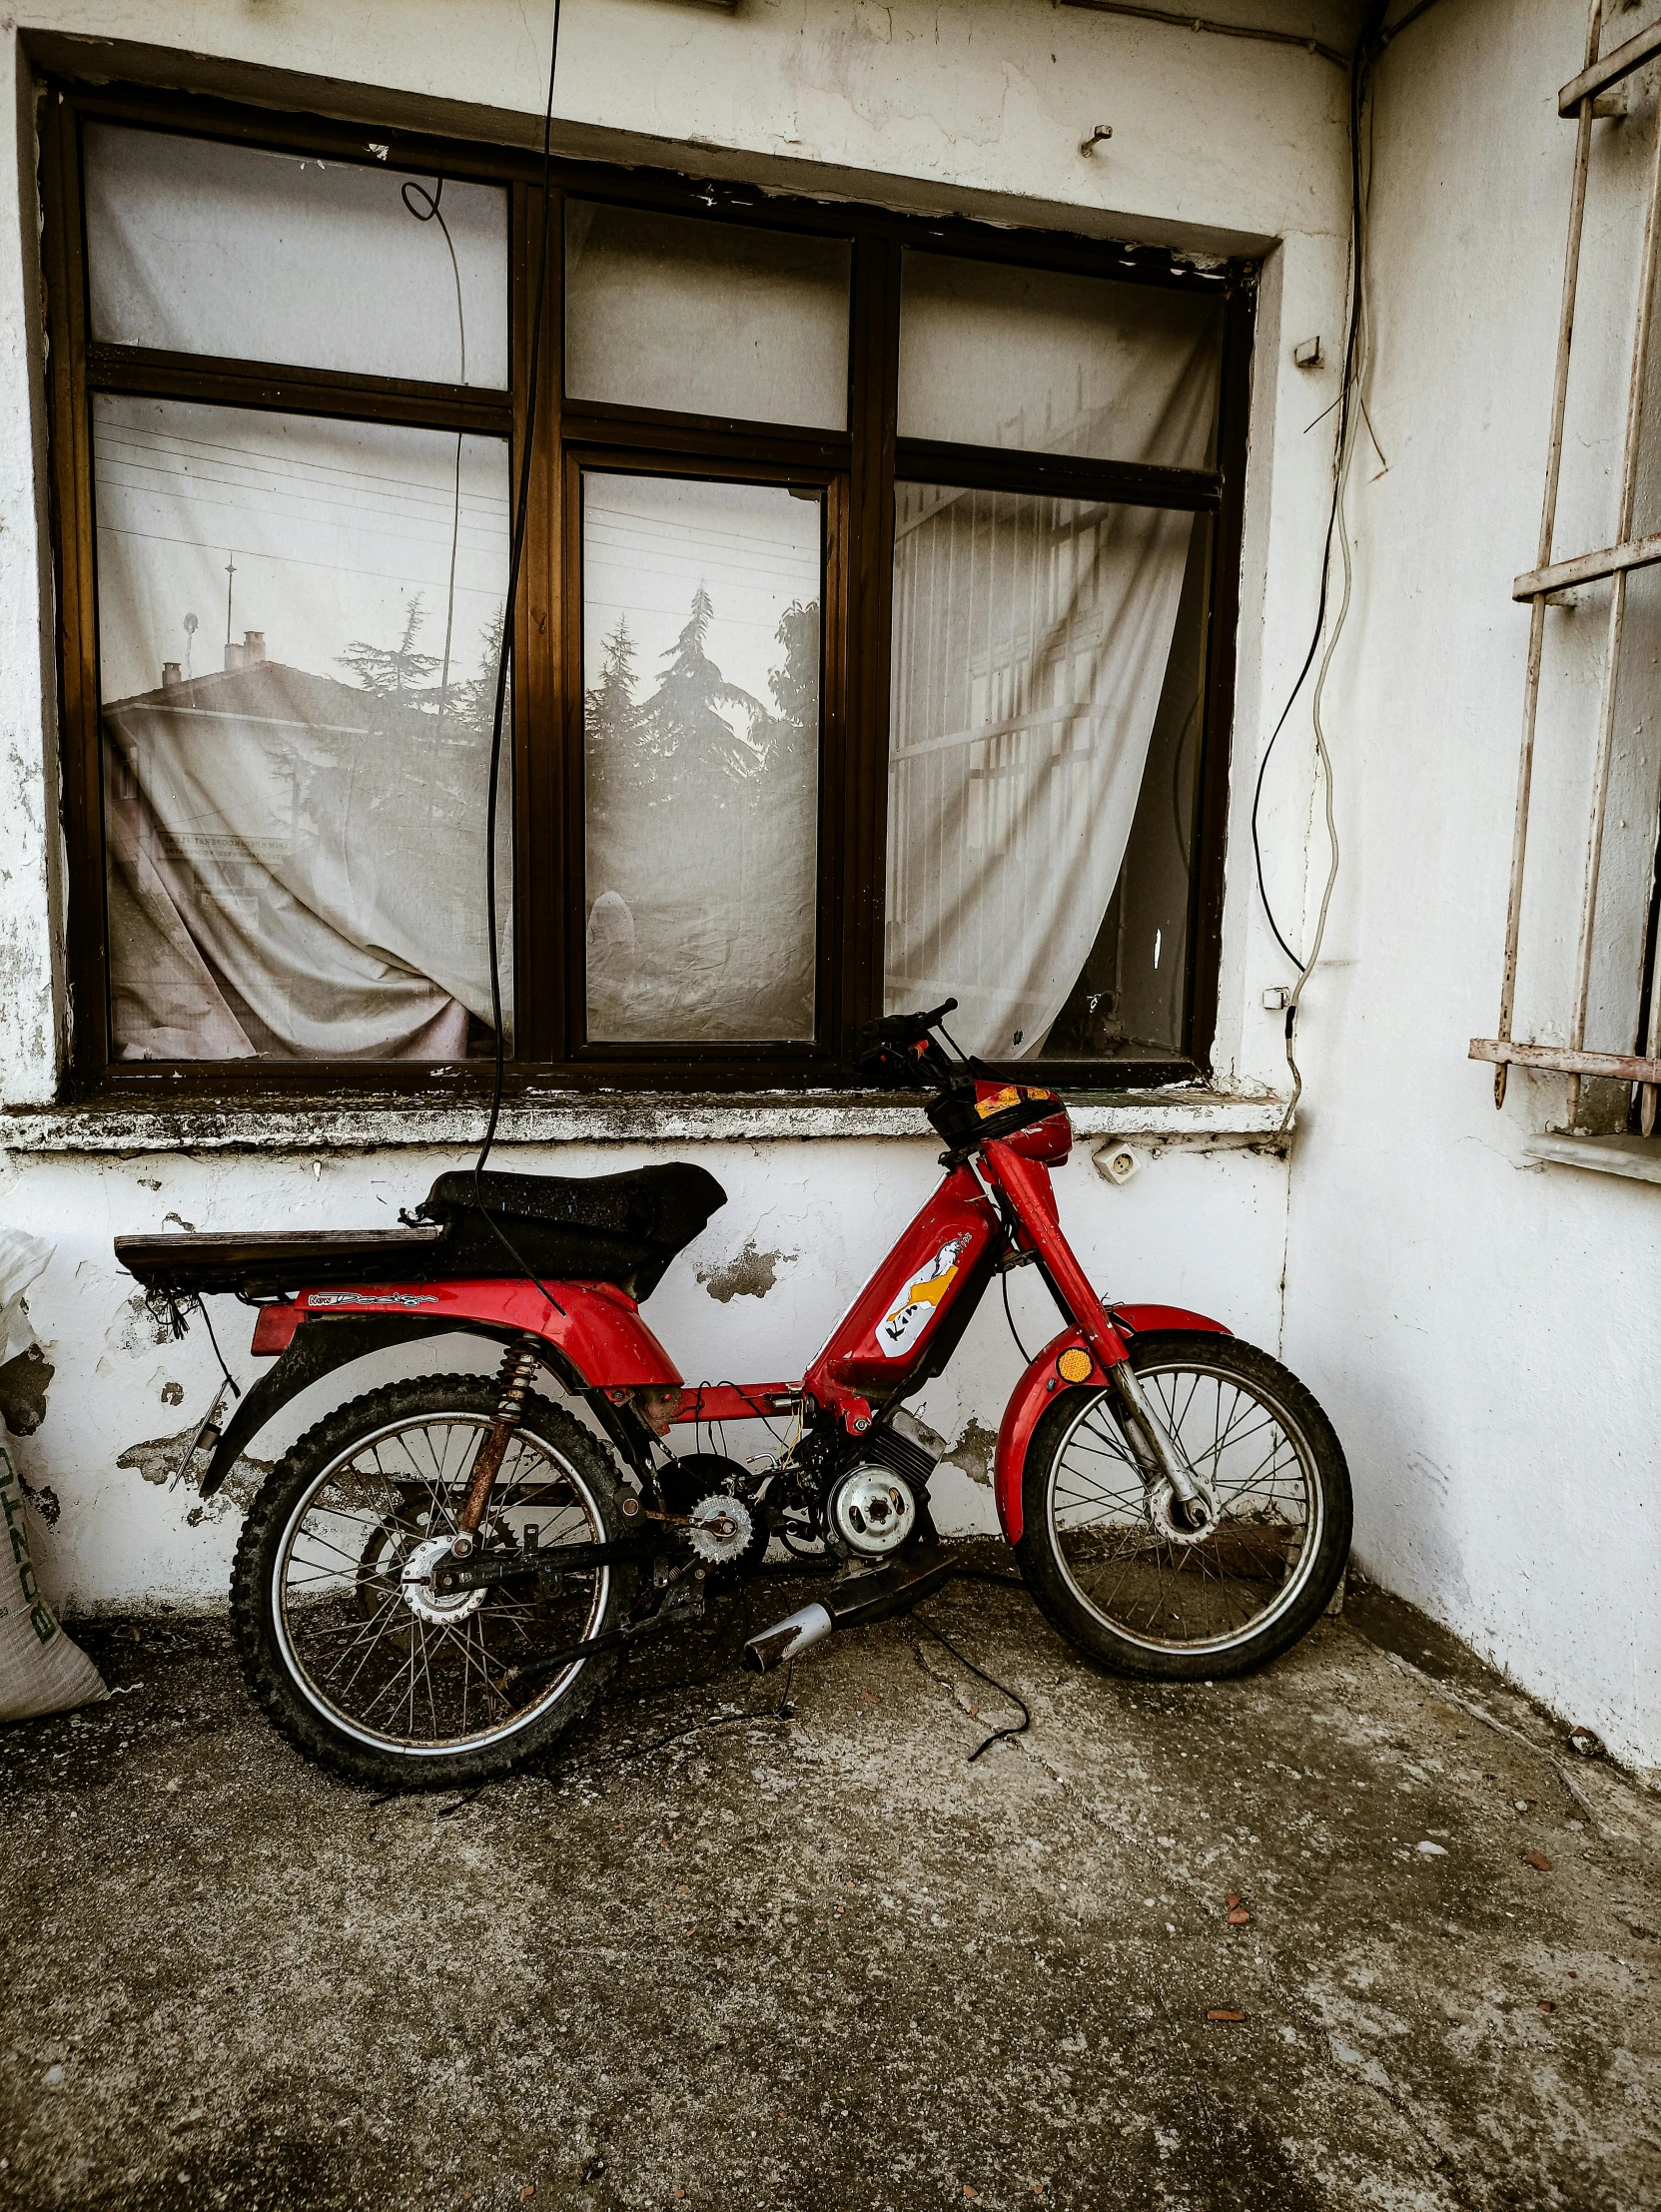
[825,1407,946,1558]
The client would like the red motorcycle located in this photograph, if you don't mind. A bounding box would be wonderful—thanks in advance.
[116,1004,1350,1791]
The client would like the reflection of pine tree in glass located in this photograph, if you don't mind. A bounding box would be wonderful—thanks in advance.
[334,597,503,926]
[639,583,767,783]
[584,583,820,1041]
[451,606,506,735]
[338,594,441,701]
[768,599,819,737]
[584,612,640,862]
[585,612,640,745]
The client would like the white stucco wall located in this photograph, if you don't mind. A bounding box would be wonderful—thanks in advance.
[4,1132,1293,1606]
[23,3,1579,1750]
[1281,0,1661,1776]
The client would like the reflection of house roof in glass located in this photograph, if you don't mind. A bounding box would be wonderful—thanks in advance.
[104,660,463,745]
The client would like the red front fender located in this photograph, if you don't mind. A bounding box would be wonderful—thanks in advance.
[993,1304,1231,1543]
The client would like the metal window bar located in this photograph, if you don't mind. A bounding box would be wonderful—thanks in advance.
[1470,0,1661,1133]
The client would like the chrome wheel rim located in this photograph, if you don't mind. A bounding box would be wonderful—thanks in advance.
[272,1414,611,1757]
[1045,1360,1323,1655]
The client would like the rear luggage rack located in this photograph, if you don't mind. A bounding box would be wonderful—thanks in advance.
[114,1226,449,1299]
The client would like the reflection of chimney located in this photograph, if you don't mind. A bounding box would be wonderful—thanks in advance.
[162,661,182,689]
[244,630,266,664]
[225,640,246,671]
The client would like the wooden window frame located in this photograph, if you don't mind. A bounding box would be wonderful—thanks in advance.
[38,74,1256,1105]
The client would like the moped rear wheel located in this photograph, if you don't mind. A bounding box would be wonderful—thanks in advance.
[230,1373,635,1790]
[1014,1333,1351,1681]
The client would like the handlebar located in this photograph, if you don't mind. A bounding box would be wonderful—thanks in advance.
[855,999,973,1090]
[860,997,958,1051]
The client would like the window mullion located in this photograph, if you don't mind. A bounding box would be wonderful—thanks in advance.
[512,179,564,1067]
[1188,278,1255,1074]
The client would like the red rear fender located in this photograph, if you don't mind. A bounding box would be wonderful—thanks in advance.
[992,1306,1231,1543]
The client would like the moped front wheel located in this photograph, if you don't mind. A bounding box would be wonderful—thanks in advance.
[230,1373,636,1791]
[1014,1333,1351,1682]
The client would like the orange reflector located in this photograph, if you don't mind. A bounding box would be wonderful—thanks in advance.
[1057,1347,1093,1384]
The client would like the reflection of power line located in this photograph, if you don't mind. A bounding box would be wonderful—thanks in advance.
[100,436,510,523]
[97,475,504,570]
[583,595,798,637]
[97,452,504,547]
[97,409,511,509]
[586,540,819,586]
[587,506,821,558]
[586,528,817,583]
[97,518,507,597]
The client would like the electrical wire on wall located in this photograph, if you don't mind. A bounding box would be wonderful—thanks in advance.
[452,2,567,1308]
[398,60,569,1316]
[399,176,466,722]
[1250,3,1426,1138]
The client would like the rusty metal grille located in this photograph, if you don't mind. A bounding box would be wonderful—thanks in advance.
[1471,0,1661,1134]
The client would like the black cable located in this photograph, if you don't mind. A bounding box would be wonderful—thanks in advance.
[1249,7,1388,973]
[400,176,466,721]
[581,1659,796,1776]
[464,2,567,1317]
[194,1295,241,1402]
[1000,1267,1033,1365]
[936,1017,973,1065]
[915,1611,1031,1763]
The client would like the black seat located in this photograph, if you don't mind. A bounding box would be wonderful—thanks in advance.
[413,1163,727,1299]
[114,1163,727,1304]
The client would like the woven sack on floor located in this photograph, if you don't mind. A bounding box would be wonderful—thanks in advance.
[0,1444,103,1722]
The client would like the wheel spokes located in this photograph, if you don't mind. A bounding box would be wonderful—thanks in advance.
[1049,1366,1317,1652]
[277,1415,613,1752]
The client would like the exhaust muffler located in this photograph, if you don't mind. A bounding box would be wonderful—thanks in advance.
[742,1544,957,1672]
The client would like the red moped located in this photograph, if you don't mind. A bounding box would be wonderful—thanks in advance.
[117,1003,1350,1791]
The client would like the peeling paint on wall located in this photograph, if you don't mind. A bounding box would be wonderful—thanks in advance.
[116,1429,268,1521]
[18,1472,59,1527]
[940,1417,998,1488]
[697,1242,797,1303]
[0,1345,54,1436]
[104,1293,175,1358]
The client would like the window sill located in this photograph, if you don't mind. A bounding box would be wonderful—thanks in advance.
[0,1087,1290,1156]
[1523,1131,1661,1186]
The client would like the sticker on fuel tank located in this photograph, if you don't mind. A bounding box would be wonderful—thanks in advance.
[875,1234,972,1358]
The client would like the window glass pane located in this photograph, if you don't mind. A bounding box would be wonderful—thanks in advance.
[898,253,1222,467]
[95,395,511,1061]
[885,483,1205,1063]
[566,203,850,430]
[583,472,821,1042]
[85,125,509,387]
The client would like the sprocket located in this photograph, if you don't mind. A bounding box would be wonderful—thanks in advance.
[684,1493,753,1566]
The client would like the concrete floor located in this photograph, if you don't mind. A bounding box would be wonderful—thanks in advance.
[1,1560,1658,2212]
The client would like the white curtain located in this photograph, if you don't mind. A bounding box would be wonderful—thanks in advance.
[104,675,499,1061]
[885,487,1196,1061]
[92,394,511,1064]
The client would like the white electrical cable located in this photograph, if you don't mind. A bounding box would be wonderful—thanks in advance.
[1278,367,1359,1139]
[1273,14,1392,1141]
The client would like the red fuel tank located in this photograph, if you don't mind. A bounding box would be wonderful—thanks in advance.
[803,1164,1000,1404]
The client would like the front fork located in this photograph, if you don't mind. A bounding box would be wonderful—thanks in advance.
[981,1140,1210,1525]
[1109,1358,1210,1520]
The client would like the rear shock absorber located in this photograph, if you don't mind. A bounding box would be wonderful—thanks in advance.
[452,1336,541,1557]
